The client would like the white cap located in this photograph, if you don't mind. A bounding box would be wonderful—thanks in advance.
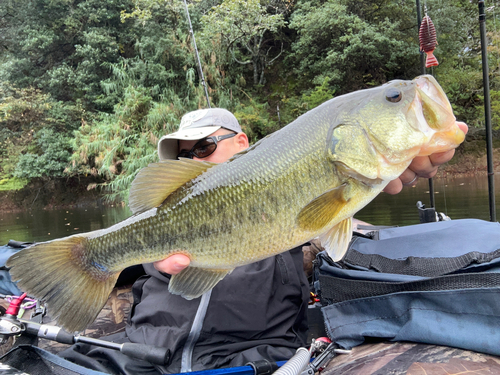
[158,108,242,160]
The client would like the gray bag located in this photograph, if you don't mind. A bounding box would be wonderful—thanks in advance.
[314,219,500,356]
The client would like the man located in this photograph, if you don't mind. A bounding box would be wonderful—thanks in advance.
[61,108,467,375]
[60,108,309,375]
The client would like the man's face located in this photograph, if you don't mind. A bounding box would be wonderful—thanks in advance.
[178,128,247,163]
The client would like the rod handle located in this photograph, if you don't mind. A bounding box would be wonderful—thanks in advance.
[120,343,171,365]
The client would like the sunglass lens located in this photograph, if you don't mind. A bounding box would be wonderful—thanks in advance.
[193,139,217,158]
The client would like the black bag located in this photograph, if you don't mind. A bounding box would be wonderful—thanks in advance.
[314,218,500,356]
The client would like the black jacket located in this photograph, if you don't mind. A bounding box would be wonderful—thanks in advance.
[60,246,310,374]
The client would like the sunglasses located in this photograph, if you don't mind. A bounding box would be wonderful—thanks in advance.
[177,133,237,159]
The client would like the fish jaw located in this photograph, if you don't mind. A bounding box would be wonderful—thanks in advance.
[411,75,465,156]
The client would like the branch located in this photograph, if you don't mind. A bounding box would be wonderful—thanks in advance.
[231,50,252,65]
[266,41,283,66]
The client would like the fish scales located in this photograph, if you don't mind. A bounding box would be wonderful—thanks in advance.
[7,75,466,332]
[87,113,337,271]
[142,158,325,267]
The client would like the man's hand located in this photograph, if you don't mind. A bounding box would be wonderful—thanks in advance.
[154,254,190,275]
[384,121,468,195]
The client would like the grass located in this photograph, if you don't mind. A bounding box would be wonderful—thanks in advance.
[0,175,28,191]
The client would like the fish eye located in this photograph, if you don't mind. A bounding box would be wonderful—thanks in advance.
[385,88,402,103]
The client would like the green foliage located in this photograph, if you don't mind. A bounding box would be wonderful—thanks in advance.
[0,86,52,133]
[0,0,133,111]
[201,0,286,86]
[489,90,500,130]
[0,84,83,183]
[0,176,28,191]
[14,128,73,179]
[300,77,335,111]
[436,67,483,128]
[233,99,279,143]
[69,77,195,201]
[288,0,419,93]
[1,0,498,201]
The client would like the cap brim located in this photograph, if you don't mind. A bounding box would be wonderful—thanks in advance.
[158,126,221,160]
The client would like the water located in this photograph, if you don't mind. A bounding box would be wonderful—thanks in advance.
[355,174,500,226]
[0,205,132,245]
[0,175,499,245]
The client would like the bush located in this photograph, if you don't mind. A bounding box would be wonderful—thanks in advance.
[14,128,73,179]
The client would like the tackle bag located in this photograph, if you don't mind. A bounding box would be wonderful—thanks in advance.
[314,218,500,356]
[0,242,26,296]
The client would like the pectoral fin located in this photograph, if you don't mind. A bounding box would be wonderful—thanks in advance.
[319,217,353,261]
[297,183,351,231]
[169,267,232,300]
[129,158,217,214]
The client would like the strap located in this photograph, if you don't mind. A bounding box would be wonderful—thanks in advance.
[343,248,500,277]
[319,272,500,305]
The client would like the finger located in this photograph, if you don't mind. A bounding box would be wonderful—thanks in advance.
[457,121,468,135]
[428,148,455,168]
[400,168,419,187]
[383,178,403,195]
[408,156,438,178]
[154,254,190,275]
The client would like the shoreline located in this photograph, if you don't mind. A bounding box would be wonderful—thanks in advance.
[1,134,499,214]
[1,171,497,214]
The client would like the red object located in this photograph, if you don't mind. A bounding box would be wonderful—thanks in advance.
[5,293,27,316]
[316,337,332,343]
[419,15,439,68]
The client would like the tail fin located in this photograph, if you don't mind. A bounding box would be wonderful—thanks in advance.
[425,52,439,68]
[6,236,119,332]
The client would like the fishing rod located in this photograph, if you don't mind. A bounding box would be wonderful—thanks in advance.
[415,0,436,209]
[0,294,170,366]
[183,0,211,108]
[478,0,497,222]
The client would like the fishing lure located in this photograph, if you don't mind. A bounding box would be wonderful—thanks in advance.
[419,15,439,68]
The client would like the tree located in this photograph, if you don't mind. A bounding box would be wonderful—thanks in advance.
[202,0,286,86]
[0,0,136,111]
[288,0,419,93]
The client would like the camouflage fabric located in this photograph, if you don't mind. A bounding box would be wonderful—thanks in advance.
[38,285,133,354]
[0,286,134,355]
[323,341,500,375]
[302,239,323,279]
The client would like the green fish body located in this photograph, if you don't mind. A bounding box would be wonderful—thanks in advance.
[7,75,465,332]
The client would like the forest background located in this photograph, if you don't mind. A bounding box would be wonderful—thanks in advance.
[1,0,499,208]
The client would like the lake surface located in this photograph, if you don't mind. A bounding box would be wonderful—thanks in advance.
[1,174,499,246]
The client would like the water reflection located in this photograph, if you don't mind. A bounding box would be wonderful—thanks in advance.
[0,206,132,245]
[0,174,499,245]
[356,174,500,226]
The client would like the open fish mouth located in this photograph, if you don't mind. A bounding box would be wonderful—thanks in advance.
[413,75,466,155]
[415,75,453,115]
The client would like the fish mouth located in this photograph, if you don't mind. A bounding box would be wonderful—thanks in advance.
[412,75,466,155]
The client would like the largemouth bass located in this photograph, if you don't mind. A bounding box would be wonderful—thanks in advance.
[7,75,465,332]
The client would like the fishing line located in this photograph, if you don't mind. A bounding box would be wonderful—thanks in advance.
[182,0,211,108]
[442,178,448,217]
[493,1,500,70]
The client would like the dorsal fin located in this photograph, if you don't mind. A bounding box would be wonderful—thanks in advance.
[128,158,217,214]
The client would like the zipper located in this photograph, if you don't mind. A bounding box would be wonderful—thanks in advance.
[180,289,212,372]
